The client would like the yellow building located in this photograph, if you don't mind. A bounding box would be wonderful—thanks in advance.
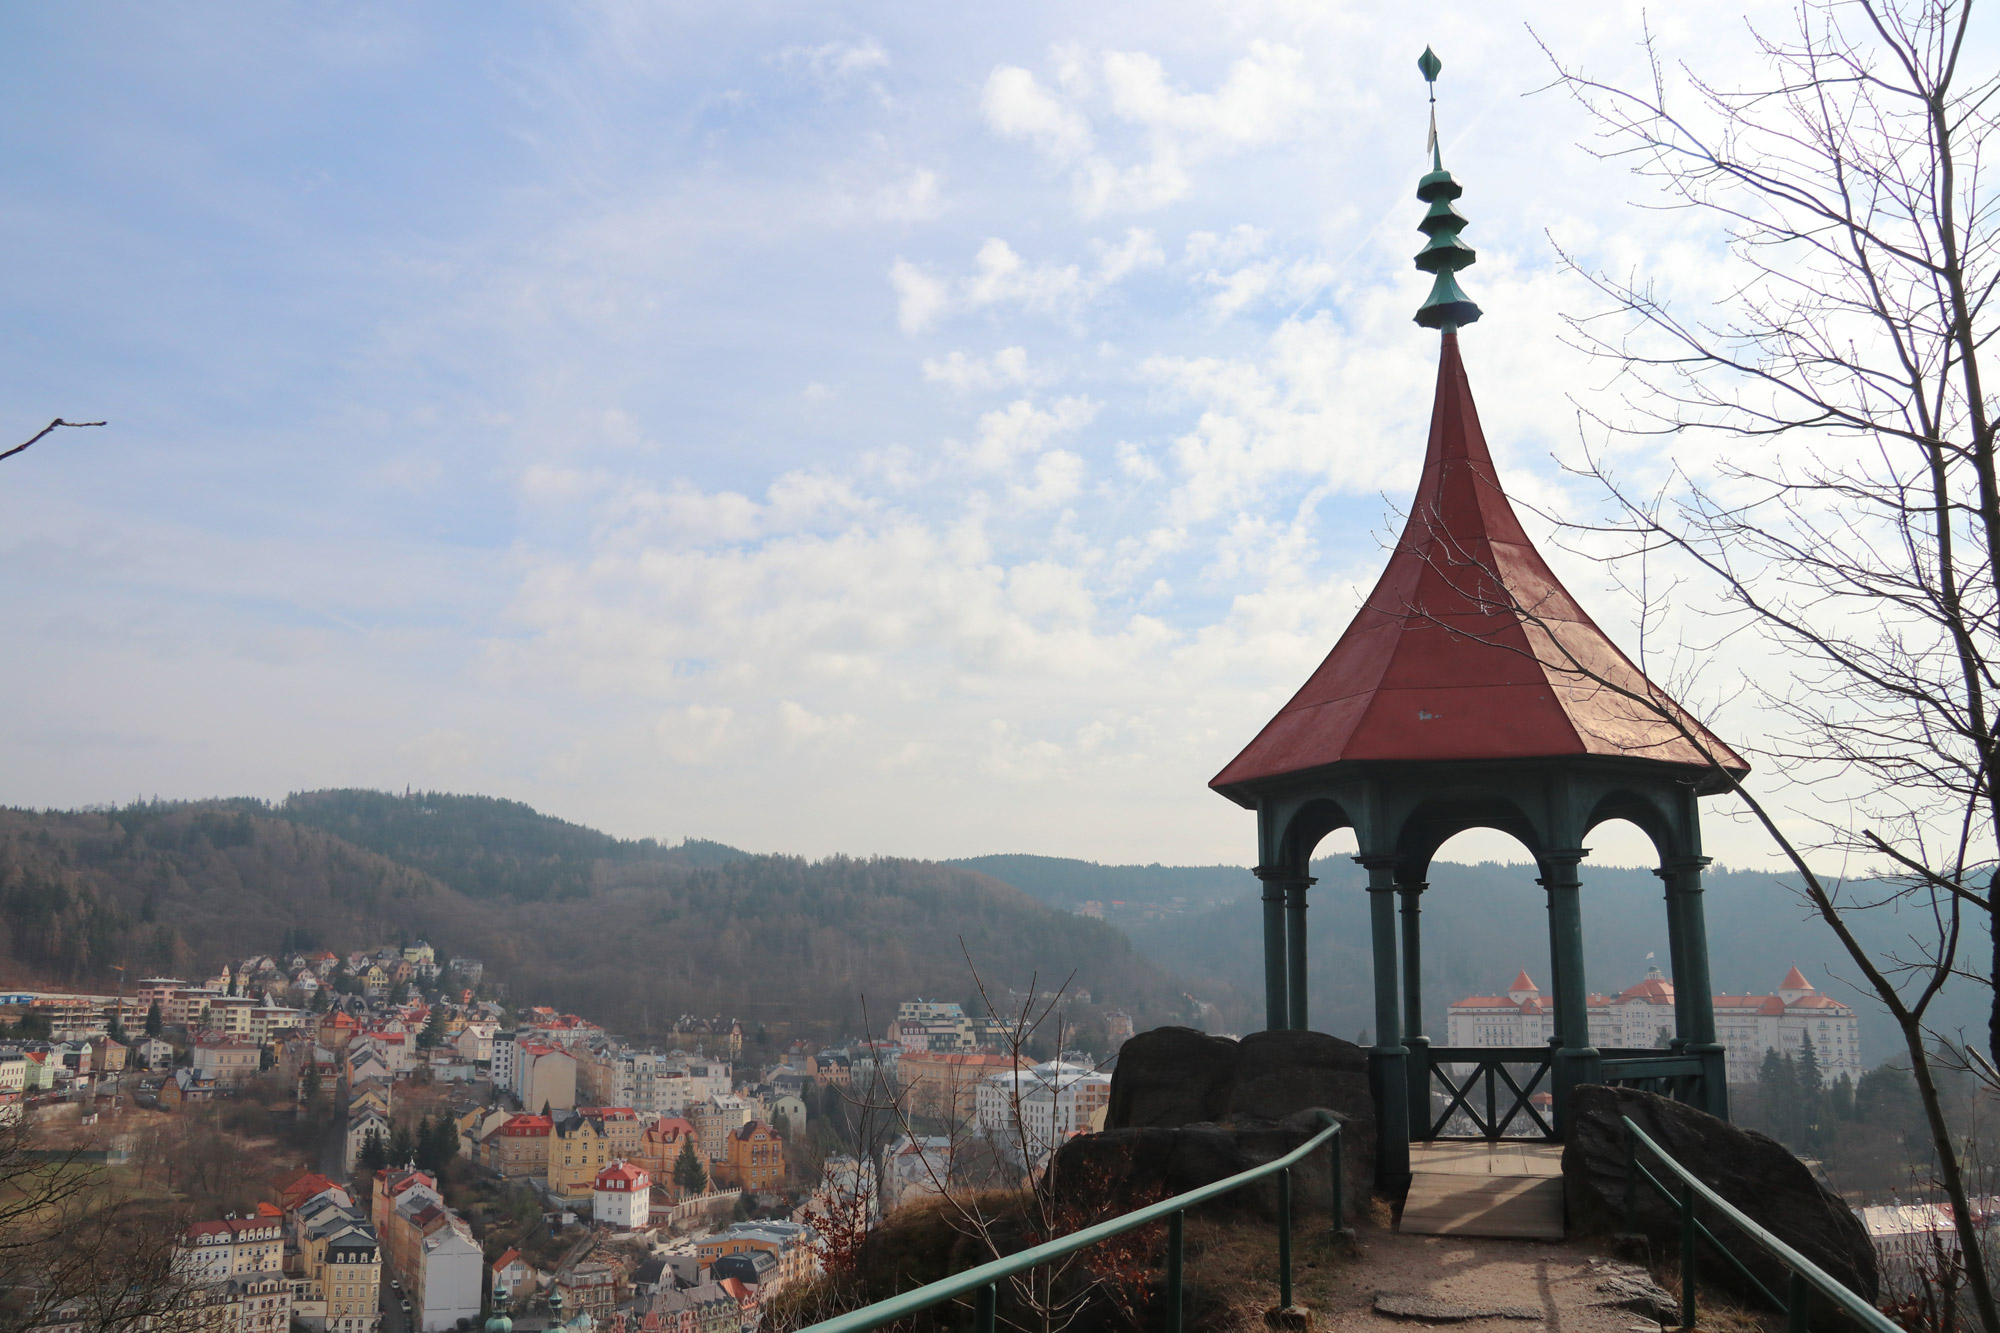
[547,1110,611,1202]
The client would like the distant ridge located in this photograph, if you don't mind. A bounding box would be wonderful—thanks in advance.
[945,854,1250,910]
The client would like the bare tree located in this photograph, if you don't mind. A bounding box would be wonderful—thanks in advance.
[0,1112,198,1333]
[1494,2,2000,1324]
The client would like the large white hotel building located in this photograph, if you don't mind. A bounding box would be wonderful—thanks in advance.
[1445,965,1861,1084]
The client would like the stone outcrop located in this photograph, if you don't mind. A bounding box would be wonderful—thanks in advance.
[1054,1026,1374,1223]
[1563,1084,1878,1313]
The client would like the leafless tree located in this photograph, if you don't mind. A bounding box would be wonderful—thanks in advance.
[1513,2,2000,1325]
[0,1112,198,1333]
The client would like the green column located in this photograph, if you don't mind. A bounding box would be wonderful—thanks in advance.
[1664,855,1728,1119]
[1658,865,1691,1050]
[1258,869,1289,1033]
[1542,851,1599,1138]
[1360,856,1409,1190]
[1399,883,1429,1136]
[1285,878,1313,1031]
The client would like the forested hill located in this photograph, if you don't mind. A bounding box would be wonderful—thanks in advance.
[0,797,1230,1043]
[945,854,1250,910]
[279,789,747,901]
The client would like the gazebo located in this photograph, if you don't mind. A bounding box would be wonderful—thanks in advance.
[1209,52,1746,1191]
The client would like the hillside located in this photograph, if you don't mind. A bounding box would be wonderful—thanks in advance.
[944,854,1249,911]
[0,797,1236,1045]
[279,788,747,901]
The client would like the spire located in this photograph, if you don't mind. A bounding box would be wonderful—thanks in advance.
[1413,47,1481,332]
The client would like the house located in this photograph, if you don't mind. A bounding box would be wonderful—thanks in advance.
[554,1260,619,1327]
[642,1279,738,1333]
[372,1168,481,1333]
[192,1035,262,1086]
[454,1105,511,1161]
[593,1159,651,1229]
[882,1135,952,1212]
[635,1116,700,1190]
[287,1183,382,1333]
[486,1113,552,1179]
[161,1067,220,1111]
[135,1037,174,1070]
[516,1042,577,1113]
[547,1110,611,1202]
[690,1095,751,1164]
[489,1248,538,1303]
[713,1120,784,1192]
[88,1035,128,1074]
[345,1109,390,1174]
[177,1212,285,1282]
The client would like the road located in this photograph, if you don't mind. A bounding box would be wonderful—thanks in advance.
[319,1076,349,1180]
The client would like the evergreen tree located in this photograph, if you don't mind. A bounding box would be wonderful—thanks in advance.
[390,1120,417,1166]
[144,1000,162,1039]
[673,1138,708,1196]
[1829,1071,1857,1121]
[418,1006,448,1050]
[414,1115,438,1173]
[435,1116,460,1168]
[360,1128,389,1173]
[302,1064,322,1104]
[1797,1034,1827,1153]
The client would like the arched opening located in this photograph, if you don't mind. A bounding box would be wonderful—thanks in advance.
[1414,827,1557,1139]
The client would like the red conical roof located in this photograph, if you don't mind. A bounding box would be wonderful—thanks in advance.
[1509,970,1537,992]
[1213,333,1748,800]
[1779,965,1812,992]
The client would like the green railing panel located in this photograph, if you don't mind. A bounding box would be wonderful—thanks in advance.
[1621,1116,1898,1333]
[798,1113,1344,1333]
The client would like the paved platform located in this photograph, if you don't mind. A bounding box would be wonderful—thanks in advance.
[1398,1140,1566,1240]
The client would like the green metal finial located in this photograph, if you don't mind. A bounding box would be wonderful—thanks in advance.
[1413,47,1481,333]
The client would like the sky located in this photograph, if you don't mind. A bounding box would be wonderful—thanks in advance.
[0,1,1946,869]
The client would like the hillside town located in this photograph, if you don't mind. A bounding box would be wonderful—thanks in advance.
[5,940,1123,1333]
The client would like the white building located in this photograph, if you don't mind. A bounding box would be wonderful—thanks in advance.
[1857,1204,1960,1301]
[975,1061,1111,1162]
[413,1221,481,1333]
[593,1159,651,1229]
[1445,966,1861,1083]
[490,1031,518,1096]
[881,1135,952,1213]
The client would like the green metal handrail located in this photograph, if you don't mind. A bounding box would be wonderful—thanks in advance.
[1622,1116,1899,1333]
[799,1113,1344,1333]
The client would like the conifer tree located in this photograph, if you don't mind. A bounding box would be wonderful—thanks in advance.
[302,1064,322,1104]
[390,1120,417,1167]
[360,1128,389,1173]
[673,1138,708,1197]
[144,1000,162,1039]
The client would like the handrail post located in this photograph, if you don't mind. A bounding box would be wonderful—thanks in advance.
[1786,1270,1808,1333]
[1679,1180,1697,1331]
[1332,1123,1345,1235]
[1623,1133,1637,1231]
[1166,1211,1184,1333]
[1278,1166,1294,1311]
[975,1282,996,1333]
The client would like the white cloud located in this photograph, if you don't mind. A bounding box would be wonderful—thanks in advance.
[963,396,1098,470]
[984,43,1316,217]
[890,258,950,333]
[876,168,943,221]
[780,37,890,83]
[888,232,1160,334]
[982,65,1092,161]
[922,346,1034,391]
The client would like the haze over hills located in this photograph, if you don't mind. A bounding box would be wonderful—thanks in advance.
[965,853,1990,1065]
[0,792,1232,1047]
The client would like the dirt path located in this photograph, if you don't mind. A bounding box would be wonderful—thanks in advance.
[1189,1219,1688,1333]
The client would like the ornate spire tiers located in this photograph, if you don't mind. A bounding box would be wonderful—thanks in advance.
[1207,49,1744,1194]
[1412,47,1481,332]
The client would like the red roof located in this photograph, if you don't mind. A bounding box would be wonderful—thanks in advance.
[1779,965,1813,991]
[1213,333,1748,797]
[1509,970,1536,992]
[595,1160,649,1190]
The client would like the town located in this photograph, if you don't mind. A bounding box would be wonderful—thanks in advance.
[5,940,1125,1333]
